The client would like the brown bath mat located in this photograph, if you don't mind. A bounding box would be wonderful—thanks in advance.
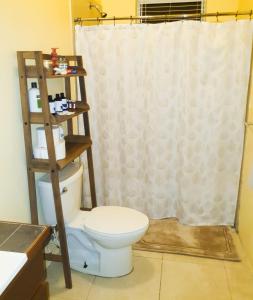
[134,218,240,261]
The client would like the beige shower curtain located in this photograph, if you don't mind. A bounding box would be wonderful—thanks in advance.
[76,20,253,225]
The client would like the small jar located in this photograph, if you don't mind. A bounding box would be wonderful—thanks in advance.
[68,100,72,109]
[58,57,68,72]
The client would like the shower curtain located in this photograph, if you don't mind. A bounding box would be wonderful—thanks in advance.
[76,21,253,225]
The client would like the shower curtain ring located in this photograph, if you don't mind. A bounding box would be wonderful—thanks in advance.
[250,10,252,20]
[236,11,238,21]
[114,16,116,26]
[216,12,219,22]
[130,15,133,25]
[97,17,100,25]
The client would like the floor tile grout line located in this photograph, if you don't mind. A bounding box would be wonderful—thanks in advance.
[223,261,233,300]
[134,255,163,260]
[85,275,96,300]
[158,255,164,300]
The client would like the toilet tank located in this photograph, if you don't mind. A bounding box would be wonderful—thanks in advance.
[38,162,83,226]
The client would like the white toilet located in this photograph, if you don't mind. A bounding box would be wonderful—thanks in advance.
[38,163,149,277]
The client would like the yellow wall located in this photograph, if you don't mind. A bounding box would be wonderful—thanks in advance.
[0,0,73,222]
[240,0,253,10]
[237,0,253,267]
[206,0,239,21]
[238,127,253,265]
[206,0,239,12]
[71,0,102,25]
[101,0,136,18]
[100,0,239,19]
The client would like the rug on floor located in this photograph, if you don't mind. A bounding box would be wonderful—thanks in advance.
[134,218,240,261]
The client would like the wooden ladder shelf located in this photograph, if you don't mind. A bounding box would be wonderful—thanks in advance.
[17,51,97,289]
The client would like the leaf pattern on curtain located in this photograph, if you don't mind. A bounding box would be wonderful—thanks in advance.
[76,21,253,225]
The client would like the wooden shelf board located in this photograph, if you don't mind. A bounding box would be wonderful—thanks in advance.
[20,52,82,62]
[64,135,91,144]
[46,70,87,78]
[57,138,92,169]
[30,104,90,124]
[30,159,50,172]
[25,66,87,78]
[45,253,63,262]
[30,136,92,171]
[42,54,82,62]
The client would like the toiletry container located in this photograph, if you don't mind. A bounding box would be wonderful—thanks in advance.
[28,82,42,112]
[33,125,65,160]
[60,93,68,111]
[48,95,55,114]
[58,57,68,75]
[55,94,63,113]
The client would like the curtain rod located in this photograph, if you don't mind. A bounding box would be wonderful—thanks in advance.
[74,10,253,23]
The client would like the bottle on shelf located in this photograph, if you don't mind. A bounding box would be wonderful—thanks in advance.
[58,57,68,75]
[48,95,56,115]
[28,82,42,112]
[68,100,72,109]
[60,92,68,111]
[67,100,76,110]
[51,48,59,72]
[54,93,63,113]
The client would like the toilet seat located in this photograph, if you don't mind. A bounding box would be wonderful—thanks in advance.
[84,206,149,236]
[67,211,88,230]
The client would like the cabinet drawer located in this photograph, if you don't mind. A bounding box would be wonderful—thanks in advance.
[1,251,46,300]
[32,281,49,300]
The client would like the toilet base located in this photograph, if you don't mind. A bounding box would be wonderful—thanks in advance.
[70,245,133,277]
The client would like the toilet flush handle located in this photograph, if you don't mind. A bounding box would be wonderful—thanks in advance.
[61,187,68,194]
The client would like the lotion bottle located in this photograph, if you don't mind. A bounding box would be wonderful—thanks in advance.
[28,82,42,112]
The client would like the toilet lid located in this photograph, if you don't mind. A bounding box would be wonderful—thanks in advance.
[84,206,149,235]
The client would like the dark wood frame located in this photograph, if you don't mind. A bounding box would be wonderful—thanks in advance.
[16,51,97,289]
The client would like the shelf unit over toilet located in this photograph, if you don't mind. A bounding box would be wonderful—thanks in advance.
[17,51,97,289]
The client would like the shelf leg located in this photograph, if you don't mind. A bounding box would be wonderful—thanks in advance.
[50,171,72,289]
[86,148,97,208]
[27,169,39,224]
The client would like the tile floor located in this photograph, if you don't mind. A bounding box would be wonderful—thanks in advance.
[47,231,253,300]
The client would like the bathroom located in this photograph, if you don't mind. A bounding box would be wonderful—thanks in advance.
[1,0,253,299]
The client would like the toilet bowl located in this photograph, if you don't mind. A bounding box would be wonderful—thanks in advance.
[38,163,149,277]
